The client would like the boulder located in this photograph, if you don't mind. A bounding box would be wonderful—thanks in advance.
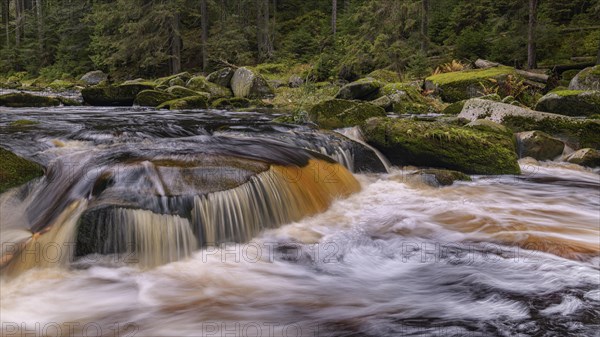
[48,79,75,91]
[166,85,201,98]
[0,147,44,193]
[335,78,383,101]
[564,148,600,167]
[374,83,430,114]
[458,98,600,149]
[0,93,61,107]
[442,100,466,115]
[168,77,186,87]
[424,66,517,102]
[156,72,192,87]
[211,97,251,109]
[465,119,511,135]
[367,69,402,83]
[535,90,600,117]
[82,83,155,106]
[186,76,232,98]
[157,95,210,110]
[288,75,304,88]
[516,131,565,160]
[409,169,472,187]
[206,67,235,87]
[361,117,520,175]
[80,70,108,85]
[135,90,176,107]
[569,65,600,91]
[309,99,386,129]
[230,67,274,98]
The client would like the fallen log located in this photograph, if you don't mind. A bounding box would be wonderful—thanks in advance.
[516,69,549,83]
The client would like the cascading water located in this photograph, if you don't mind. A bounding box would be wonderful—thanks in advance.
[0,106,598,336]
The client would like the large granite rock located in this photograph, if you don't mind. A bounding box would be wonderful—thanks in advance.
[230,67,274,98]
[80,70,108,85]
[516,131,565,160]
[309,99,386,129]
[569,65,600,91]
[535,90,600,117]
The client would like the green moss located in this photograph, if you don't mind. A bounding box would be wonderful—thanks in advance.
[367,69,402,83]
[135,90,176,107]
[155,72,192,87]
[551,89,583,97]
[502,115,600,149]
[9,119,40,127]
[425,66,517,102]
[0,93,61,107]
[426,66,516,85]
[187,76,232,98]
[561,70,580,81]
[211,97,251,109]
[0,147,44,193]
[157,95,209,110]
[362,117,520,175]
[536,90,600,116]
[48,79,75,91]
[310,99,386,129]
[442,101,466,115]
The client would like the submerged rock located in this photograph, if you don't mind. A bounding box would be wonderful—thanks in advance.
[80,70,108,85]
[0,92,61,107]
[82,83,155,106]
[0,147,44,193]
[516,131,565,160]
[335,78,383,101]
[569,65,600,91]
[410,168,472,187]
[135,90,176,107]
[535,90,600,117]
[362,117,520,175]
[424,66,517,102]
[564,148,600,167]
[230,67,274,98]
[309,99,386,129]
[186,76,232,98]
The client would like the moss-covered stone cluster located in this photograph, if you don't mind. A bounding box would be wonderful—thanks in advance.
[425,66,517,102]
[0,147,44,193]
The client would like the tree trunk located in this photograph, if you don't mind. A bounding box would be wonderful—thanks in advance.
[36,0,43,62]
[332,0,337,36]
[596,36,600,65]
[15,0,21,47]
[256,0,273,61]
[171,11,181,74]
[527,0,538,70]
[200,0,208,72]
[263,0,272,58]
[3,0,9,48]
[420,0,429,52]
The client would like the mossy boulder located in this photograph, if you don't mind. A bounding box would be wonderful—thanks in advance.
[564,148,600,167]
[206,67,235,87]
[335,78,383,101]
[48,79,76,91]
[186,76,232,98]
[535,90,600,117]
[410,169,472,187]
[157,95,210,110]
[9,119,40,128]
[442,100,466,115]
[309,99,386,129]
[211,97,251,109]
[80,70,108,85]
[0,93,61,107]
[361,117,520,175]
[230,67,274,98]
[465,119,511,136]
[156,72,192,87]
[424,66,517,102]
[374,83,431,114]
[134,90,176,107]
[0,147,44,193]
[81,83,155,106]
[516,131,565,160]
[166,85,200,98]
[367,69,402,83]
[458,98,600,149]
[569,65,600,91]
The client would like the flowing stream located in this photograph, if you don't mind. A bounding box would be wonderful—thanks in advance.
[0,107,598,337]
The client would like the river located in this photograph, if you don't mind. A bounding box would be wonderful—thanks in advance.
[0,107,598,336]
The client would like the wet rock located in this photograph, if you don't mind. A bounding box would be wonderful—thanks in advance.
[516,131,565,160]
[186,76,232,98]
[288,75,304,88]
[80,70,108,85]
[569,65,600,91]
[564,148,600,167]
[335,78,383,101]
[410,168,472,187]
[156,72,192,87]
[230,67,274,98]
[135,90,176,107]
[362,117,520,175]
[309,99,386,129]
[535,90,600,117]
[82,83,155,106]
[206,67,235,87]
[0,147,44,193]
[465,119,511,135]
[0,92,61,107]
